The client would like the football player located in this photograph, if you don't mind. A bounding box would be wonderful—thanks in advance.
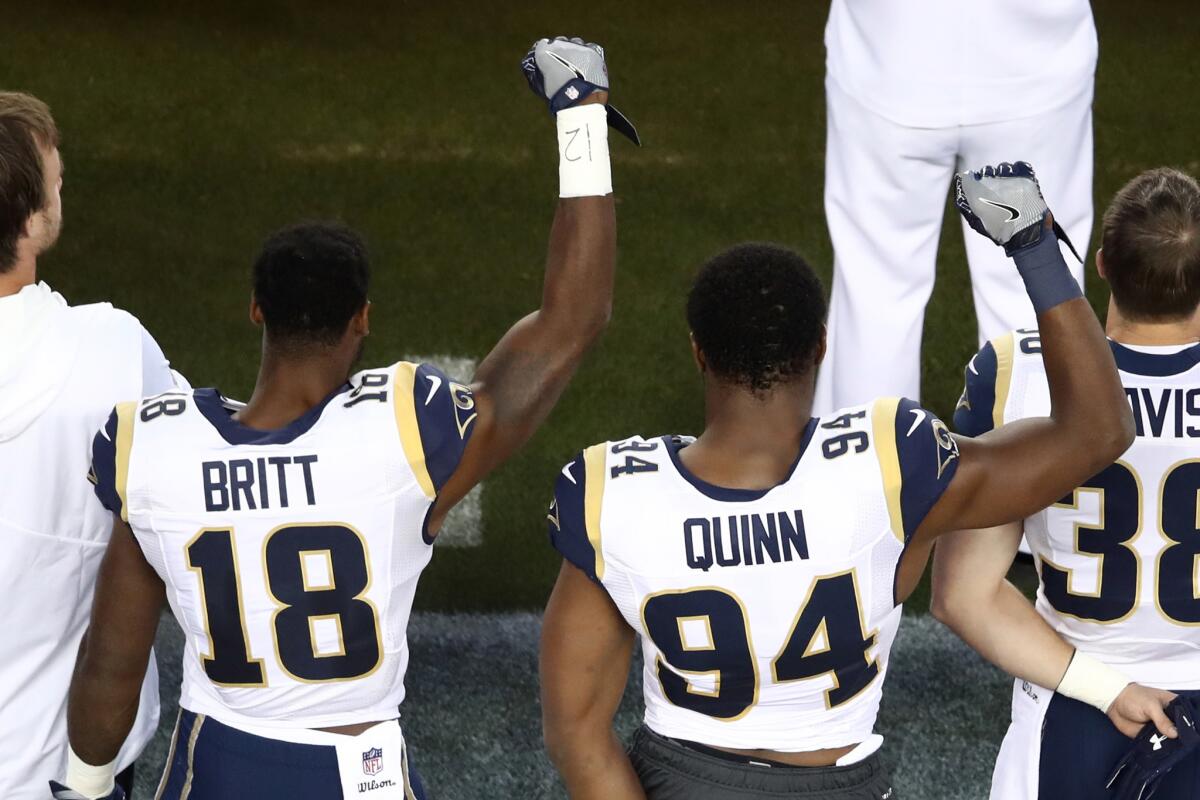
[0,92,181,800]
[53,37,632,800]
[538,164,1174,800]
[933,167,1200,798]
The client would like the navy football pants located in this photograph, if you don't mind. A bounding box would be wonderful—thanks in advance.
[1038,689,1200,799]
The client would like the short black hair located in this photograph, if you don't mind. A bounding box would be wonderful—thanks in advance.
[1102,168,1200,322]
[686,243,827,393]
[253,221,370,348]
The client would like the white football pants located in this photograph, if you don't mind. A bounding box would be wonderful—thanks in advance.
[814,75,1094,414]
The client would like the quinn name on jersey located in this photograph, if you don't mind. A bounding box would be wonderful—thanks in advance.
[89,361,477,730]
[549,397,960,751]
[956,329,1200,690]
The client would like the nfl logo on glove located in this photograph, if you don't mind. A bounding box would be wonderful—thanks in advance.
[362,747,383,777]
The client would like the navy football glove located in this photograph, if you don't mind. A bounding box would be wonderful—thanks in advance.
[1106,696,1200,800]
[521,36,640,145]
[49,780,126,800]
[955,161,1080,260]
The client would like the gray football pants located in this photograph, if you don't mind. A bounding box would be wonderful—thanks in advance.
[628,726,897,800]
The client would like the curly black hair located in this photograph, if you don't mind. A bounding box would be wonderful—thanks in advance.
[253,221,370,349]
[686,243,826,393]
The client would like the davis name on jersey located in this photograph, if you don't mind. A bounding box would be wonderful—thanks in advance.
[548,397,960,751]
[956,330,1200,690]
[89,361,477,729]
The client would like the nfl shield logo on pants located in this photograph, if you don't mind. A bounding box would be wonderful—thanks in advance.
[362,747,383,776]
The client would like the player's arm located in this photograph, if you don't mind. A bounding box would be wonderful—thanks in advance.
[916,163,1135,537]
[138,323,189,394]
[58,517,164,798]
[541,561,645,800]
[426,38,631,533]
[930,524,1177,738]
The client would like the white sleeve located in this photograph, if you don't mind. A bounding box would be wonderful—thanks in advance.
[140,326,187,394]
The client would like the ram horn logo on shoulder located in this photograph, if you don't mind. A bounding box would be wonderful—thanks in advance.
[932,419,960,479]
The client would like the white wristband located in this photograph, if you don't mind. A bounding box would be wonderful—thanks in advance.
[65,746,117,799]
[556,104,612,198]
[1056,651,1131,713]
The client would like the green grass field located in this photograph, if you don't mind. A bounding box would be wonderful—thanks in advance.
[9,0,1199,611]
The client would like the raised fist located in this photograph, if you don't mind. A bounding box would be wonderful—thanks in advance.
[955,161,1052,255]
[521,36,640,145]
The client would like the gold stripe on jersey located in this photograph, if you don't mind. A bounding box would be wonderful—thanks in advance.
[393,362,436,501]
[583,443,608,580]
[992,332,1016,430]
[153,708,184,800]
[114,400,137,522]
[402,741,418,800]
[179,713,206,800]
[871,397,904,543]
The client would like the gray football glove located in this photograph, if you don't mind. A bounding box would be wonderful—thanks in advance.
[521,36,640,145]
[955,161,1079,259]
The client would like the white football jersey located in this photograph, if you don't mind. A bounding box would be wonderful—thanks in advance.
[549,398,961,751]
[956,330,1200,690]
[0,283,175,800]
[90,361,478,729]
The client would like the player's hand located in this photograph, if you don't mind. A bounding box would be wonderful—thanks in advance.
[1107,696,1200,800]
[49,780,126,800]
[1107,684,1179,739]
[521,36,640,145]
[955,161,1056,256]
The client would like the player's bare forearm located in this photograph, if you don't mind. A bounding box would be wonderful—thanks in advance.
[541,562,640,798]
[474,190,614,441]
[432,182,615,518]
[931,524,1074,689]
[67,518,164,764]
[426,40,625,526]
[920,165,1135,537]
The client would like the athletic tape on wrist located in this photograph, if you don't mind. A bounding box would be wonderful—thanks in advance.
[556,104,612,198]
[65,747,116,799]
[1012,233,1084,315]
[1056,651,1132,713]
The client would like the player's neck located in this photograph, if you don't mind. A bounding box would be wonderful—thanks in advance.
[683,379,815,490]
[235,352,350,430]
[0,251,37,298]
[1105,299,1200,346]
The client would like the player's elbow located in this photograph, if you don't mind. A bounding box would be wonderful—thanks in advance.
[550,302,612,357]
[1107,408,1137,460]
[1084,393,1137,467]
[1080,413,1136,477]
[575,301,612,346]
[929,572,975,632]
[929,585,961,629]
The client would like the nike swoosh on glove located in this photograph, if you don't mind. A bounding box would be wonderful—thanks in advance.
[521,35,640,145]
[955,161,1079,259]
